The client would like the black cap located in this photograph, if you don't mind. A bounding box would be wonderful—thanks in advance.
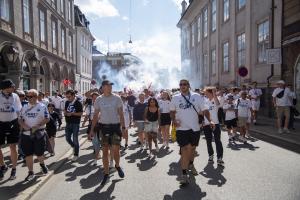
[101,80,114,86]
[0,79,15,90]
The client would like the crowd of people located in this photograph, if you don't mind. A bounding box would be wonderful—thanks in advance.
[0,78,298,186]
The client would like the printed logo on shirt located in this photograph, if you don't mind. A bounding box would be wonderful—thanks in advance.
[0,103,14,113]
[67,105,75,113]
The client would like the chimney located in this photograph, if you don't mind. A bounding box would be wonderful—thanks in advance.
[181,0,187,15]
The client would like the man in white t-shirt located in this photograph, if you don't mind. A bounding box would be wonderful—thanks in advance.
[248,82,263,125]
[272,80,293,133]
[19,89,50,181]
[170,79,213,186]
[50,92,63,128]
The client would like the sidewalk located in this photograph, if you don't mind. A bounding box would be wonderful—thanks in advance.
[249,116,300,153]
[0,125,90,200]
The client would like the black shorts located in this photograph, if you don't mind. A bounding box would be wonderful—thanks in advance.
[21,133,46,157]
[160,113,171,126]
[46,128,57,138]
[176,129,201,147]
[0,119,20,145]
[225,118,238,129]
[99,123,122,146]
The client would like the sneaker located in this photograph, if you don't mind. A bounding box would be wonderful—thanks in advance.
[1,165,8,172]
[155,145,159,152]
[188,164,198,176]
[71,156,78,162]
[92,159,98,166]
[25,171,35,181]
[101,174,109,186]
[115,165,125,178]
[283,128,290,133]
[278,128,283,134]
[208,155,214,163]
[40,164,48,174]
[217,158,225,166]
[9,168,16,180]
[179,174,189,185]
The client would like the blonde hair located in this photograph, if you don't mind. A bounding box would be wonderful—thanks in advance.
[27,89,38,97]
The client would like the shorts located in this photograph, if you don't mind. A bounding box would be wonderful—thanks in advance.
[99,124,122,146]
[20,133,46,157]
[145,121,159,133]
[238,117,248,127]
[276,106,290,119]
[160,113,171,126]
[46,128,57,138]
[225,118,238,129]
[252,100,260,111]
[176,129,201,147]
[135,121,145,132]
[0,119,20,145]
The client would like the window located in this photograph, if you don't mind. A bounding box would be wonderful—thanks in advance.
[197,16,201,42]
[237,33,246,67]
[69,34,73,58]
[81,35,84,46]
[211,49,216,75]
[39,10,46,42]
[23,0,30,33]
[51,0,56,9]
[223,0,229,22]
[203,7,208,38]
[191,23,195,47]
[51,20,57,49]
[258,20,269,63]
[186,29,190,51]
[223,42,229,72]
[61,27,66,54]
[203,53,208,78]
[60,0,64,15]
[0,0,10,21]
[211,0,217,32]
[237,0,246,10]
[68,0,72,22]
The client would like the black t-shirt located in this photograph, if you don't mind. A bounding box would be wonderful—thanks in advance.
[127,95,136,107]
[46,111,59,132]
[65,99,83,124]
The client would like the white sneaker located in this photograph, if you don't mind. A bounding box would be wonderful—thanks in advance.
[283,128,290,133]
[71,156,78,162]
[92,159,98,166]
[278,128,283,134]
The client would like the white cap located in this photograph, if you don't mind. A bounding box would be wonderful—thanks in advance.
[277,80,285,85]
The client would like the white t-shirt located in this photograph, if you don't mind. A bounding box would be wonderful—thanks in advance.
[218,95,226,108]
[170,92,208,132]
[223,103,237,121]
[39,98,49,107]
[0,92,22,122]
[272,87,293,107]
[249,88,262,101]
[51,96,62,109]
[236,98,252,118]
[19,102,49,129]
[204,98,220,125]
[85,104,95,120]
[159,100,171,113]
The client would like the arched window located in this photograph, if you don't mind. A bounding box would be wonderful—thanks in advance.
[40,65,45,75]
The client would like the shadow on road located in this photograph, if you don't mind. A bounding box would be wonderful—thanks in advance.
[199,163,226,187]
[80,179,123,200]
[227,142,260,151]
[125,149,148,163]
[137,156,158,171]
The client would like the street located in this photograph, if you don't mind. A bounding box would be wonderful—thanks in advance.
[25,128,300,200]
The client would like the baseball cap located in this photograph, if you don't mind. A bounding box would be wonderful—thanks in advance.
[277,80,285,85]
[101,80,114,86]
[0,79,15,90]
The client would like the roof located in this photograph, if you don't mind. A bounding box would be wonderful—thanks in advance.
[177,0,195,27]
[92,46,104,55]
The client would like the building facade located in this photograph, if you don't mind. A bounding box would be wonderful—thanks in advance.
[0,0,76,94]
[74,5,94,95]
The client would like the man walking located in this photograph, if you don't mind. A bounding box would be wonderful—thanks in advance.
[90,80,125,186]
[0,79,22,180]
[170,79,213,186]
[64,90,83,161]
[50,91,63,129]
[248,82,262,125]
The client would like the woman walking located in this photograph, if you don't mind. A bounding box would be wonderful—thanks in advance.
[159,91,172,148]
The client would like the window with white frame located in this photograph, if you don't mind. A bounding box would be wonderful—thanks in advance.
[223,42,229,72]
[211,49,216,75]
[223,0,229,22]
[237,32,246,67]
[186,29,190,51]
[197,15,201,42]
[203,53,208,78]
[211,0,217,32]
[68,0,72,22]
[258,20,269,63]
[237,0,246,10]
[191,23,195,47]
[203,7,208,38]
[60,0,64,16]
[51,19,57,49]
[69,34,73,58]
[61,27,66,54]
[39,10,46,42]
[23,0,30,33]
[0,0,10,22]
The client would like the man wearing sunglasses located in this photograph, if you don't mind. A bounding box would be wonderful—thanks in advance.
[170,79,213,186]
[19,89,50,181]
[0,79,22,180]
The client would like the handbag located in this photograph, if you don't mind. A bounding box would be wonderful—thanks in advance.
[181,94,204,124]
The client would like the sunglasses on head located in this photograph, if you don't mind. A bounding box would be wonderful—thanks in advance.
[26,95,35,99]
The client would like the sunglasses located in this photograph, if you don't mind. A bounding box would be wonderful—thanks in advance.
[26,95,35,99]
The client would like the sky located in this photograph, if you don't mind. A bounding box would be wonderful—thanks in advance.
[74,0,183,69]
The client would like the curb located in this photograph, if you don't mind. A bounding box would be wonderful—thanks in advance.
[15,136,88,200]
[250,128,300,148]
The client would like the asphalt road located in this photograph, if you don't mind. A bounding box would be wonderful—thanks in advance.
[30,128,300,200]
